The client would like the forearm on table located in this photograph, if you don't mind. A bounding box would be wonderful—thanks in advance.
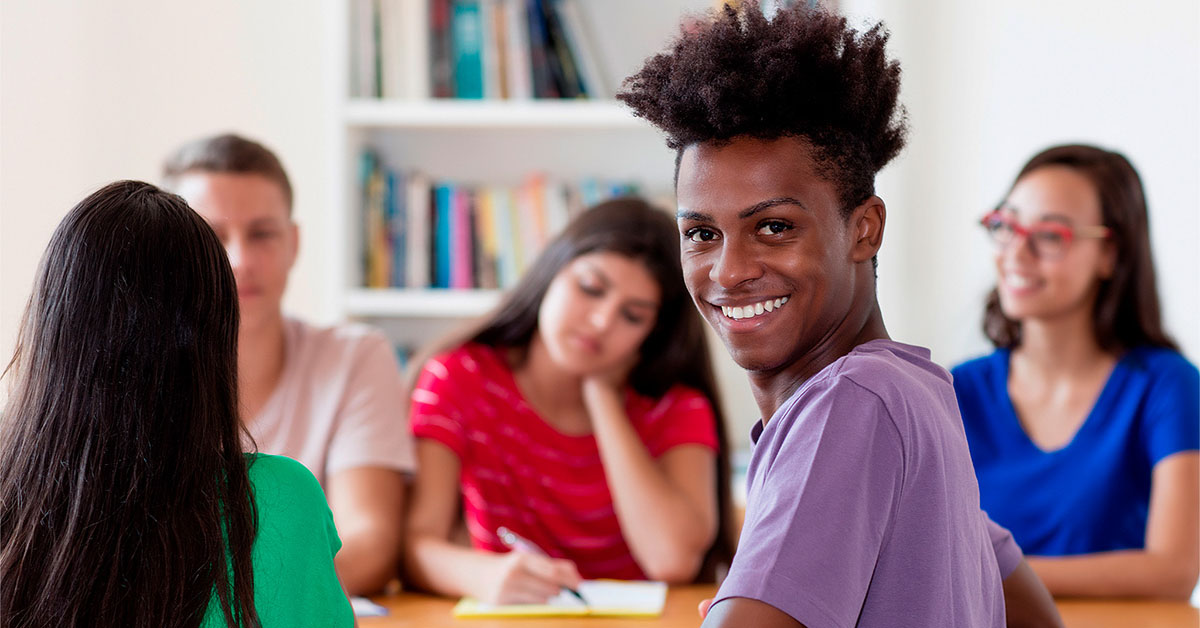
[403,534,497,599]
[1029,551,1199,599]
[587,389,715,581]
[335,525,402,595]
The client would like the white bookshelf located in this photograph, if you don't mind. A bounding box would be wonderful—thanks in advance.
[345,288,501,318]
[344,99,647,129]
[326,0,686,352]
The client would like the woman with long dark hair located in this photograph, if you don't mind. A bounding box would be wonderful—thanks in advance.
[0,181,353,627]
[403,197,734,604]
[953,144,1199,598]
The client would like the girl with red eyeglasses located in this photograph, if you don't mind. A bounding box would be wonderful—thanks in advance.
[953,144,1198,599]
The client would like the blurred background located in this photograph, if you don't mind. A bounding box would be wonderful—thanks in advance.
[1,0,1196,446]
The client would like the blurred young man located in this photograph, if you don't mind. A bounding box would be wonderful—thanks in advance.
[164,134,414,595]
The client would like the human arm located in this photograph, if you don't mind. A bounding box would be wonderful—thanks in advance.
[1002,560,1063,628]
[1027,451,1199,598]
[702,597,805,628]
[402,439,581,603]
[582,376,718,582]
[326,467,407,595]
[987,516,1062,627]
[323,330,418,594]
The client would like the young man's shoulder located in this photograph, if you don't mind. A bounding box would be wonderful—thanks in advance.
[824,339,952,399]
[285,316,392,357]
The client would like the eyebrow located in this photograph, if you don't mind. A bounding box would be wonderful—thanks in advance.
[578,262,660,310]
[676,197,810,221]
[997,205,1075,225]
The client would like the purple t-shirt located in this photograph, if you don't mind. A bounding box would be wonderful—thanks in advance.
[713,340,1006,627]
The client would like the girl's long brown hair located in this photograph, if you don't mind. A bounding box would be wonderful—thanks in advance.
[0,181,259,627]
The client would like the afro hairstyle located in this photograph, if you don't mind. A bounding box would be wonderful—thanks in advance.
[618,2,908,214]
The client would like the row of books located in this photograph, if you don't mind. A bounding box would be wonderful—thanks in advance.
[360,151,639,290]
[351,0,610,100]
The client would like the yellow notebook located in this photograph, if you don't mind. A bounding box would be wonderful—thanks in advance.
[452,580,667,618]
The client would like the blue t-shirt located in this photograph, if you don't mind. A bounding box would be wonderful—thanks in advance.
[952,346,1199,556]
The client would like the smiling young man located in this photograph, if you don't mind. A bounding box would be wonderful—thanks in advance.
[620,5,1060,628]
[163,134,415,595]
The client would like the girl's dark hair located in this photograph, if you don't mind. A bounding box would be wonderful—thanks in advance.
[0,181,260,627]
[984,144,1178,353]
[618,2,908,215]
[418,197,735,580]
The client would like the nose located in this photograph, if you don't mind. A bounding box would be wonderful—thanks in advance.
[587,299,621,333]
[709,238,762,289]
[224,237,246,272]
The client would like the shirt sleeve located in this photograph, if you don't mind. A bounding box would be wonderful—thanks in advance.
[1140,353,1200,466]
[640,386,720,458]
[713,380,903,628]
[986,514,1023,579]
[409,351,471,459]
[325,331,417,477]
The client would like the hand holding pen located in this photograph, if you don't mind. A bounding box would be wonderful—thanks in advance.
[490,526,587,606]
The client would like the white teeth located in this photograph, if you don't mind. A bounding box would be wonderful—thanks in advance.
[720,297,787,320]
[1007,275,1034,289]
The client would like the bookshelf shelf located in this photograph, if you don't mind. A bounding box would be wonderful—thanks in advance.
[345,288,502,318]
[344,99,643,129]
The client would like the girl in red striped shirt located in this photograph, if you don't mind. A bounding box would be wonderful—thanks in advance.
[404,198,734,604]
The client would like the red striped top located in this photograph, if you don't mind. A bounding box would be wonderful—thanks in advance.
[410,343,719,580]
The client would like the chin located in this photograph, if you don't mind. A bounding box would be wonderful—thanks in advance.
[724,343,787,374]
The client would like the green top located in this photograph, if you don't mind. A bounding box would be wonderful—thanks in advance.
[202,454,354,627]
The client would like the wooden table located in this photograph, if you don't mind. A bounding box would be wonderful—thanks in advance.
[363,585,1200,627]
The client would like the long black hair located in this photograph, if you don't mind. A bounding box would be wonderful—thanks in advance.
[419,197,735,581]
[0,181,259,627]
[983,144,1178,353]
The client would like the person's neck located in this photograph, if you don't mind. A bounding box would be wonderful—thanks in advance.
[237,313,288,422]
[1011,309,1113,380]
[751,298,890,424]
[512,333,585,415]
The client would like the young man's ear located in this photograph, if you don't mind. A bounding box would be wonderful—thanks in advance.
[850,196,886,263]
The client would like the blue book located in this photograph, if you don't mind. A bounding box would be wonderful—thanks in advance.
[451,1,484,98]
[434,183,455,288]
[386,170,407,288]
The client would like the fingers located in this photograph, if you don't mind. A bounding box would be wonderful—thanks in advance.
[698,597,713,618]
[518,554,582,588]
[501,578,563,605]
[491,553,585,605]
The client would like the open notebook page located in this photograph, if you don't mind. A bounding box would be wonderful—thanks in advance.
[453,579,668,618]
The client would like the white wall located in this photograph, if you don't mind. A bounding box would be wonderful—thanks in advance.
[2,1,1197,444]
[848,0,1200,366]
[0,0,336,365]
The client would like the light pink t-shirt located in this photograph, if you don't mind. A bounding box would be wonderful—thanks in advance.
[248,317,415,487]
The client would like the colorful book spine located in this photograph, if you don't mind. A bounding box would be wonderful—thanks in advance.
[501,0,533,99]
[433,184,455,287]
[406,173,432,288]
[475,187,501,290]
[386,170,407,287]
[430,0,455,97]
[451,0,485,98]
[450,186,475,289]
